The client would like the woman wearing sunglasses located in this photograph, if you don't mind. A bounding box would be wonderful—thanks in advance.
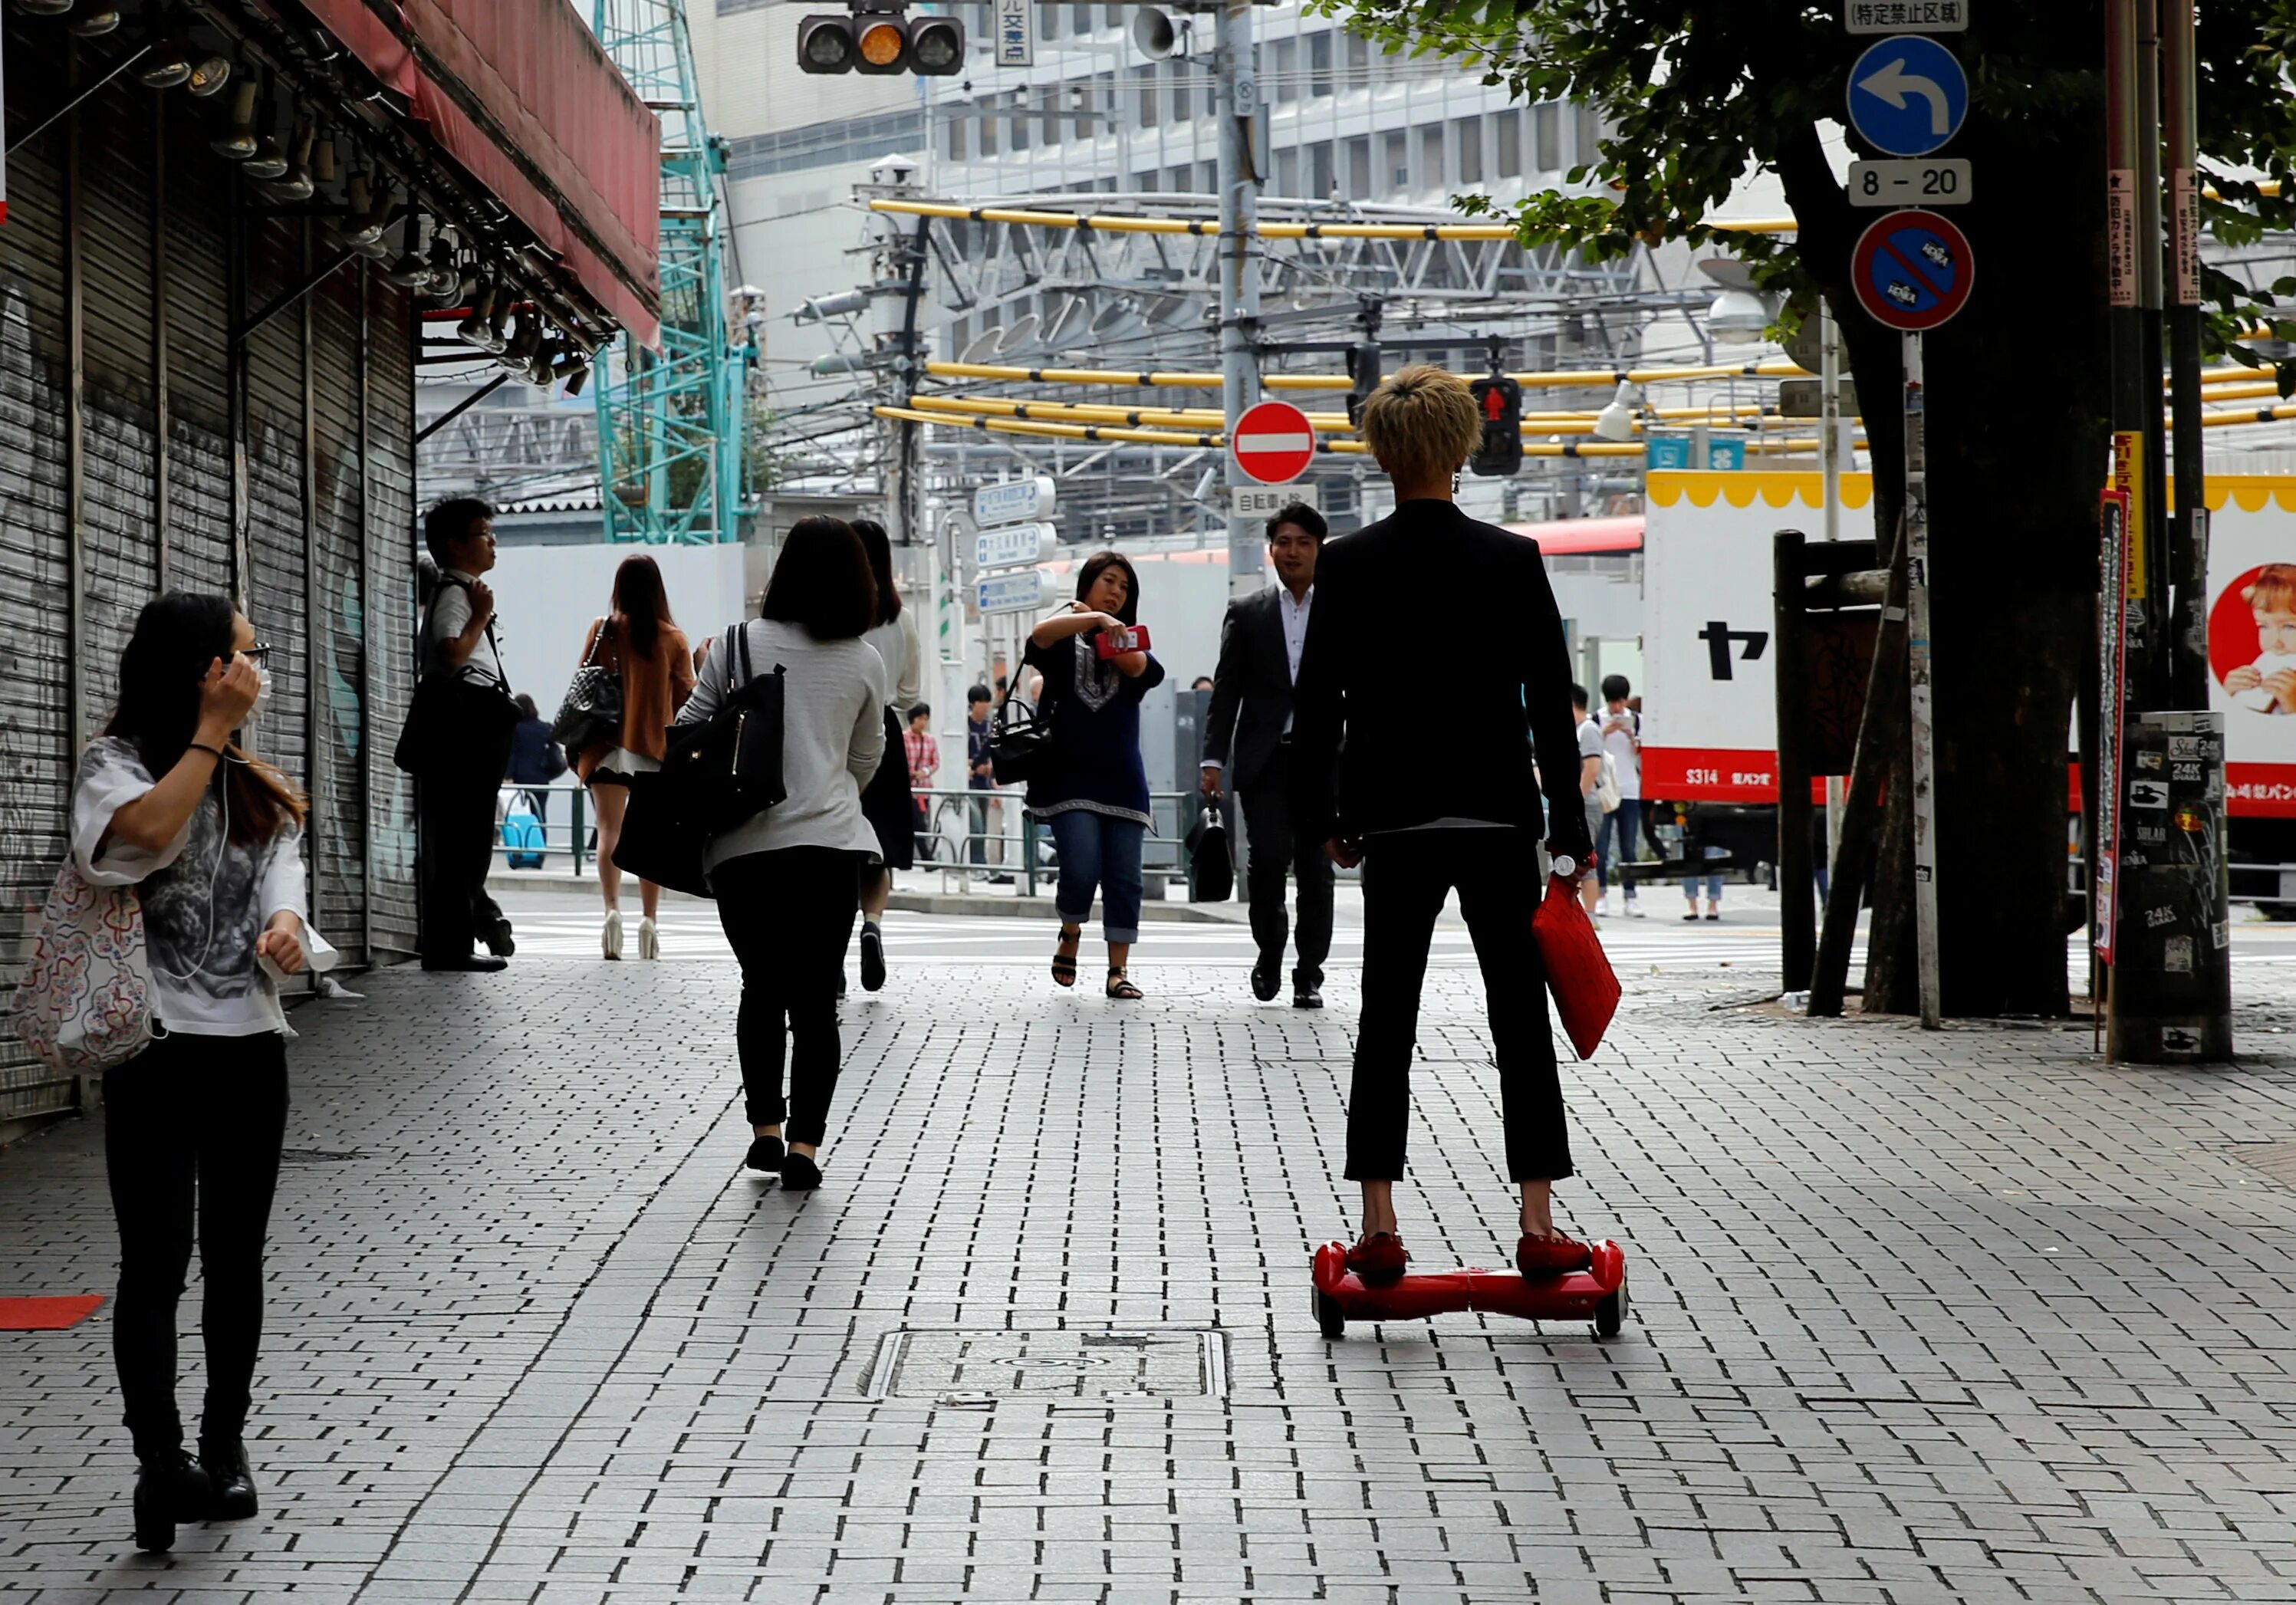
[71,594,312,1551]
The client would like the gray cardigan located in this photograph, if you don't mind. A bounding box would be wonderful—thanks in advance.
[676,619,886,874]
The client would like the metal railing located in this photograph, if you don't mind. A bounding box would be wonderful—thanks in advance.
[491,782,1211,900]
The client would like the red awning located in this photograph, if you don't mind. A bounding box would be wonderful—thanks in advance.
[297,0,660,347]
[1502,515,1644,555]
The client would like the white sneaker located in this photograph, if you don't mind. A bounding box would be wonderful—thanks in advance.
[638,916,659,961]
[1595,897,1610,919]
[1626,896,1646,919]
[602,908,623,960]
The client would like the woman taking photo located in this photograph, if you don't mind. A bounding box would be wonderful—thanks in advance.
[71,594,312,1551]
[851,518,922,992]
[678,516,884,1191]
[572,554,696,960]
[1023,551,1165,1000]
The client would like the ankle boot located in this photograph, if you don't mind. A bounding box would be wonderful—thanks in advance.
[132,1451,214,1552]
[200,1439,258,1520]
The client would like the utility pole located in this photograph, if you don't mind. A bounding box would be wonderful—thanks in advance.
[1215,0,1261,597]
[2102,0,2231,1062]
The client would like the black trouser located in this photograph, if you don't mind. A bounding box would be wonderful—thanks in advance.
[1347,829,1573,1184]
[1240,746,1334,988]
[103,1031,289,1464]
[712,848,861,1145]
[418,751,505,959]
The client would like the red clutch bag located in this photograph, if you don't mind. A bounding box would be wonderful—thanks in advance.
[1532,870,1620,1060]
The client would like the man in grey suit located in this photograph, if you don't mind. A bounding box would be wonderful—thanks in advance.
[1201,502,1334,1008]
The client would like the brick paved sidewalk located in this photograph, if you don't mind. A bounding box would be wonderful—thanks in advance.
[5,952,2296,1604]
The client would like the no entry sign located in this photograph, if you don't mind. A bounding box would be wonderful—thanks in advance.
[1229,400,1316,485]
[1851,209,1974,331]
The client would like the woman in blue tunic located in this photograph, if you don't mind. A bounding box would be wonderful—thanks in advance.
[1022,551,1165,998]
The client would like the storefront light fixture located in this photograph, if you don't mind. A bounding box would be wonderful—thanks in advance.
[18,0,76,17]
[1706,287,1771,345]
[456,282,499,348]
[68,6,123,37]
[242,134,288,180]
[133,34,194,88]
[264,123,315,202]
[210,80,261,159]
[1591,383,1638,443]
[186,48,231,96]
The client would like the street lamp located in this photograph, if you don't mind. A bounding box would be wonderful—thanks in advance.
[1591,382,1637,442]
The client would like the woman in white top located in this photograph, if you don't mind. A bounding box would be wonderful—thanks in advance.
[850,519,922,993]
[676,516,885,1192]
[72,594,313,1551]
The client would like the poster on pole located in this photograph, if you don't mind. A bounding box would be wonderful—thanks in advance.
[2097,488,2130,963]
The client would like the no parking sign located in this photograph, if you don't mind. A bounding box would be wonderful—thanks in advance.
[1850,209,1975,331]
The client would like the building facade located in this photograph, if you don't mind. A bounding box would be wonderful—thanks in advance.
[0,3,656,1140]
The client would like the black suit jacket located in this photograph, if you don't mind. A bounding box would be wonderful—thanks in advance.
[1290,498,1590,857]
[1202,587,1299,793]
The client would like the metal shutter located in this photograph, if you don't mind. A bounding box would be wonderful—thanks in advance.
[0,37,78,1130]
[311,263,367,952]
[242,215,309,809]
[162,113,235,600]
[367,279,420,957]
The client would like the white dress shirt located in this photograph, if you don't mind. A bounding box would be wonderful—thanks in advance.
[1278,582,1313,733]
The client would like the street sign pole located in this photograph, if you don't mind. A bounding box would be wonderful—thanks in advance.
[1215,0,1263,599]
[1903,329,1941,1029]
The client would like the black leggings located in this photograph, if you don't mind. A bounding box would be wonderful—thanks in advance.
[1346,829,1574,1185]
[103,1031,289,1463]
[712,848,862,1146]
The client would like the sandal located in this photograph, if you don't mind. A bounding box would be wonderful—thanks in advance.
[1105,967,1143,1001]
[1051,926,1081,988]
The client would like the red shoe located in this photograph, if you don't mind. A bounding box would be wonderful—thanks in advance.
[1345,1232,1410,1284]
[1515,1232,1592,1278]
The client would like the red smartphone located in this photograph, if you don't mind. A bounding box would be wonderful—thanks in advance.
[1094,623,1152,658]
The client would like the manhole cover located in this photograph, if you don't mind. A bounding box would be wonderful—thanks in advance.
[2227,1142,2296,1187]
[860,1328,1225,1403]
[278,1148,364,1165]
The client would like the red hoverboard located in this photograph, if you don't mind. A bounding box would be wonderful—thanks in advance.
[1311,1239,1630,1340]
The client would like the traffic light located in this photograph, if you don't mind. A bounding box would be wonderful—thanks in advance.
[1345,341,1381,427]
[1468,373,1522,477]
[796,8,963,75]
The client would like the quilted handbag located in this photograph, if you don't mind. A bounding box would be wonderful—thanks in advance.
[550,617,624,755]
[12,854,153,1072]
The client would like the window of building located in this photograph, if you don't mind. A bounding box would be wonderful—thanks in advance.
[1495,108,1521,178]
[1138,170,1159,192]
[1169,61,1191,122]
[1308,139,1334,196]
[1133,63,1159,128]
[1345,134,1370,197]
[1165,164,1190,195]
[1072,4,1091,32]
[980,100,998,157]
[1199,160,1219,194]
[1417,123,1443,189]
[1040,88,1061,146]
[1534,100,1559,170]
[1042,5,1059,41]
[946,108,968,163]
[1453,116,1482,184]
[1104,3,1121,26]
[1384,130,1408,190]
[1088,72,1113,139]
[1274,38,1299,104]
[1010,91,1029,152]
[1276,146,1301,195]
[1576,100,1604,165]
[1309,31,1333,96]
[1344,31,1370,88]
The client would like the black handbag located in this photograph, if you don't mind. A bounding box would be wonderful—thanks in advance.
[1185,804,1232,902]
[394,580,518,777]
[988,692,1056,784]
[662,623,787,834]
[549,617,623,755]
[611,771,714,898]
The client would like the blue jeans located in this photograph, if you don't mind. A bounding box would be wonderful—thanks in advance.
[1595,798,1641,894]
[1683,844,1727,903]
[1048,809,1146,945]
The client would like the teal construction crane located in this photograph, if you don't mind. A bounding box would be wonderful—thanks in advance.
[590,0,752,544]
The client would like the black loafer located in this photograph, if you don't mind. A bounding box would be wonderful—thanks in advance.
[132,1452,213,1553]
[860,923,886,992]
[1250,959,1280,1002]
[485,919,516,959]
[781,1151,823,1191]
[201,1440,258,1521]
[1293,984,1324,1009]
[743,1133,785,1173]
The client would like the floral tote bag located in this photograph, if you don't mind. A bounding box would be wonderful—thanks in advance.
[12,853,153,1071]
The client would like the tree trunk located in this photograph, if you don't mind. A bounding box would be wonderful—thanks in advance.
[1774,88,2107,1018]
